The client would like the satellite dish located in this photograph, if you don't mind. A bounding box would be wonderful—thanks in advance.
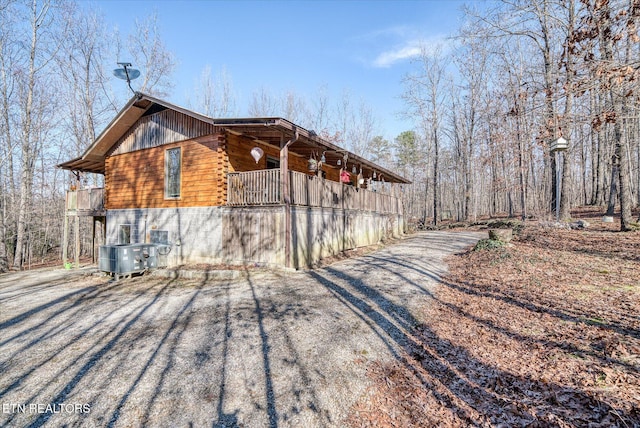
[113,62,140,93]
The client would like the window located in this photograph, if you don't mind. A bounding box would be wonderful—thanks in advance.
[165,147,181,198]
[266,156,280,169]
[119,225,131,244]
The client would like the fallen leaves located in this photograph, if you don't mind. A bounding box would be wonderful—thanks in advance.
[349,214,640,427]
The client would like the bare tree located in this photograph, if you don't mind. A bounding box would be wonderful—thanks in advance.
[189,65,237,117]
[347,101,377,157]
[59,4,113,155]
[308,84,332,138]
[124,12,176,97]
[248,86,279,117]
[0,0,19,271]
[572,0,639,230]
[402,45,449,226]
[280,90,307,124]
[13,0,69,269]
[451,34,490,221]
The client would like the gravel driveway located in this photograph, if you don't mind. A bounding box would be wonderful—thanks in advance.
[0,231,483,427]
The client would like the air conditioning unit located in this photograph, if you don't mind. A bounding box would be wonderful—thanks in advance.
[99,244,158,279]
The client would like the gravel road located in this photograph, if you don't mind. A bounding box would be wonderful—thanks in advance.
[0,231,483,427]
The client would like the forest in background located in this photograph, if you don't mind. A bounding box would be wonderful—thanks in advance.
[1,0,639,271]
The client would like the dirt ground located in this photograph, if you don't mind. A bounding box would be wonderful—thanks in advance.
[350,209,640,427]
[0,231,482,428]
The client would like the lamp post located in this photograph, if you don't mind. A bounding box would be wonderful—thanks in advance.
[550,137,568,221]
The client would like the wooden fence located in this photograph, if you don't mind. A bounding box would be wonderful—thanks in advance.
[227,169,402,214]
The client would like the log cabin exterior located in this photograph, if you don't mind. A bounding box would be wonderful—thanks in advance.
[59,93,410,269]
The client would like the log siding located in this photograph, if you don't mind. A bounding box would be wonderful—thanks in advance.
[105,135,224,209]
[104,115,385,211]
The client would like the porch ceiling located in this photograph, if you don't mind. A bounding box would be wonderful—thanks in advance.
[215,119,410,184]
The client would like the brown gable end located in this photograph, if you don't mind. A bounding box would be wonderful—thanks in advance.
[109,109,218,156]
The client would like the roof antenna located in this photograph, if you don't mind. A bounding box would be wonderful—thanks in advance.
[113,62,140,94]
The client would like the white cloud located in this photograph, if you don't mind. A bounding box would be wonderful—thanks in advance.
[372,43,422,68]
[371,35,452,68]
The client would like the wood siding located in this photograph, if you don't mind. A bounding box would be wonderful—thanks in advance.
[226,132,341,181]
[105,134,226,209]
[106,121,357,210]
[110,109,217,156]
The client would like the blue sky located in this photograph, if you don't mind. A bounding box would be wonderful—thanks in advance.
[92,0,475,140]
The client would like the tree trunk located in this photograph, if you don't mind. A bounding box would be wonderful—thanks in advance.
[558,0,574,221]
[606,155,618,216]
[433,129,439,226]
[13,0,43,269]
[517,115,526,220]
[597,0,633,230]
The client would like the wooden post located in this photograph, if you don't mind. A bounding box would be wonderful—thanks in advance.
[280,134,291,268]
[280,128,299,269]
[62,212,69,266]
[92,217,96,264]
[74,214,80,268]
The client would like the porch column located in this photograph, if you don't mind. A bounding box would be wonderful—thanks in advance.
[62,211,69,266]
[74,214,80,268]
[280,128,299,269]
[280,134,291,268]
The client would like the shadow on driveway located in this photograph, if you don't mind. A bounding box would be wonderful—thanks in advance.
[5,231,606,427]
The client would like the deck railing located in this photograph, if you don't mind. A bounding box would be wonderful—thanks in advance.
[227,169,281,206]
[66,188,105,215]
[227,169,402,214]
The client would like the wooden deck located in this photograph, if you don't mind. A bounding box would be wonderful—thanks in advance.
[66,169,403,216]
[227,169,402,214]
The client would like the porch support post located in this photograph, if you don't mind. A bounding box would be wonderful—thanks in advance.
[280,128,298,269]
[62,195,69,266]
[281,134,291,268]
[74,214,80,268]
[92,217,97,264]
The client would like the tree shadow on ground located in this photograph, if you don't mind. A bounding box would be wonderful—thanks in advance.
[307,250,636,426]
[365,253,640,369]
[0,272,205,427]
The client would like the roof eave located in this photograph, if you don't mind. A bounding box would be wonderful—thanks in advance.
[58,94,412,184]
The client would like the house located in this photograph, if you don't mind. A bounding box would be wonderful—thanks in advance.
[58,93,410,270]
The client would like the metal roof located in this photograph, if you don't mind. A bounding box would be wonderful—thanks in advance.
[58,93,411,184]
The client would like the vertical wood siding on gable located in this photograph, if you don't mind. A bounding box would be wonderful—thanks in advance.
[110,109,217,156]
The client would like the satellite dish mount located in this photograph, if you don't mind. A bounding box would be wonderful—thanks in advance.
[113,62,141,94]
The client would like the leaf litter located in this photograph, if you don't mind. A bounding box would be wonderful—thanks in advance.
[349,214,640,427]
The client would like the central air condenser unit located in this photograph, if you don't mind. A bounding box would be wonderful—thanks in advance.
[99,243,157,279]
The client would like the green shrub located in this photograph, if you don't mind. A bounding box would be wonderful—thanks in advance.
[473,238,505,251]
